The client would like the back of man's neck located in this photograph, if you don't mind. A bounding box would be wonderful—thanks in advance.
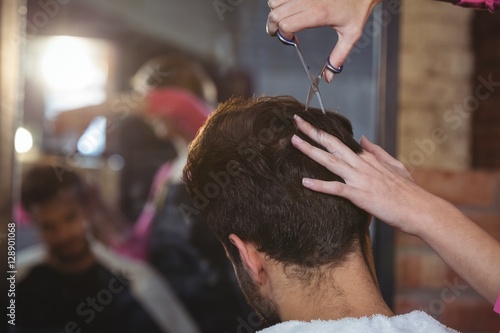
[276,253,393,323]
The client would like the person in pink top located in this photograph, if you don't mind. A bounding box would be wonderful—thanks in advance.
[116,88,211,260]
[448,0,500,12]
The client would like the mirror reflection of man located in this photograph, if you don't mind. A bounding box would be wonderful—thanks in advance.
[14,161,199,333]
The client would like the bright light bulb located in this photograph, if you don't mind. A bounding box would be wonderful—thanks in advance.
[15,127,33,153]
[40,36,106,92]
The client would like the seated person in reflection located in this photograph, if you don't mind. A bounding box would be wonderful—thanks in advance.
[182,96,457,332]
[15,162,199,333]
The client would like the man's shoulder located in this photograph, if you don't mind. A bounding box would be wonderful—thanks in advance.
[16,244,49,283]
[258,311,459,333]
[91,242,201,333]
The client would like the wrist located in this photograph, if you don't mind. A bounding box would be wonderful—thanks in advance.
[412,196,461,240]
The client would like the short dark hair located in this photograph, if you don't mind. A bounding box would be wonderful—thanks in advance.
[183,96,368,273]
[21,162,85,211]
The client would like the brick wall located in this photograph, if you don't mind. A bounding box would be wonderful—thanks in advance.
[472,11,500,169]
[398,0,473,170]
[394,169,500,332]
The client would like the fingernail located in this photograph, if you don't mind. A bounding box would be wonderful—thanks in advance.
[302,178,314,187]
[291,134,303,143]
[293,114,304,123]
[361,135,371,143]
[325,71,334,83]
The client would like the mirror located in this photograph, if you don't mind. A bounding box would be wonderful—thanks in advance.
[5,1,399,332]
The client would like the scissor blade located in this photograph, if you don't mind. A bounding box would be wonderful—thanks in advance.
[306,77,326,113]
[305,86,314,111]
[293,45,317,87]
[276,31,328,115]
[315,91,327,114]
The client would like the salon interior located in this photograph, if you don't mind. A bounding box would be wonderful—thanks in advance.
[1,0,499,332]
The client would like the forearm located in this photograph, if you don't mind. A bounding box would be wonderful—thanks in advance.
[416,199,500,304]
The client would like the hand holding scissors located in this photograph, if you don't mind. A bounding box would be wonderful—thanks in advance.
[267,0,380,82]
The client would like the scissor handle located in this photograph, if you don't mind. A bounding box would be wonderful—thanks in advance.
[276,30,297,46]
[325,58,343,74]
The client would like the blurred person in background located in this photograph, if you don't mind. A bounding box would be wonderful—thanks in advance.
[14,161,199,333]
[115,55,219,224]
[117,87,254,333]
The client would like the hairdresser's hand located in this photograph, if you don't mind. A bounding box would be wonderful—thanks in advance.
[52,104,106,138]
[266,0,381,82]
[291,115,500,305]
[290,114,451,236]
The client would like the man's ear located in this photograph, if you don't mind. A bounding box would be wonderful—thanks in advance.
[366,214,373,228]
[229,234,265,284]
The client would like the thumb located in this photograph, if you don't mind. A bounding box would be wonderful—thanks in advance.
[324,34,356,83]
[360,136,395,165]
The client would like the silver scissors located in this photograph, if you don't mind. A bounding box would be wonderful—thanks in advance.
[277,31,343,114]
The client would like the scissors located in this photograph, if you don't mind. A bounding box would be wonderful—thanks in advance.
[277,31,343,114]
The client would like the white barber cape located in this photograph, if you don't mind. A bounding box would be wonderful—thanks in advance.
[258,311,459,333]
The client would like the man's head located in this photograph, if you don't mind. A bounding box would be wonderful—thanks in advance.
[21,163,91,264]
[183,96,370,324]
